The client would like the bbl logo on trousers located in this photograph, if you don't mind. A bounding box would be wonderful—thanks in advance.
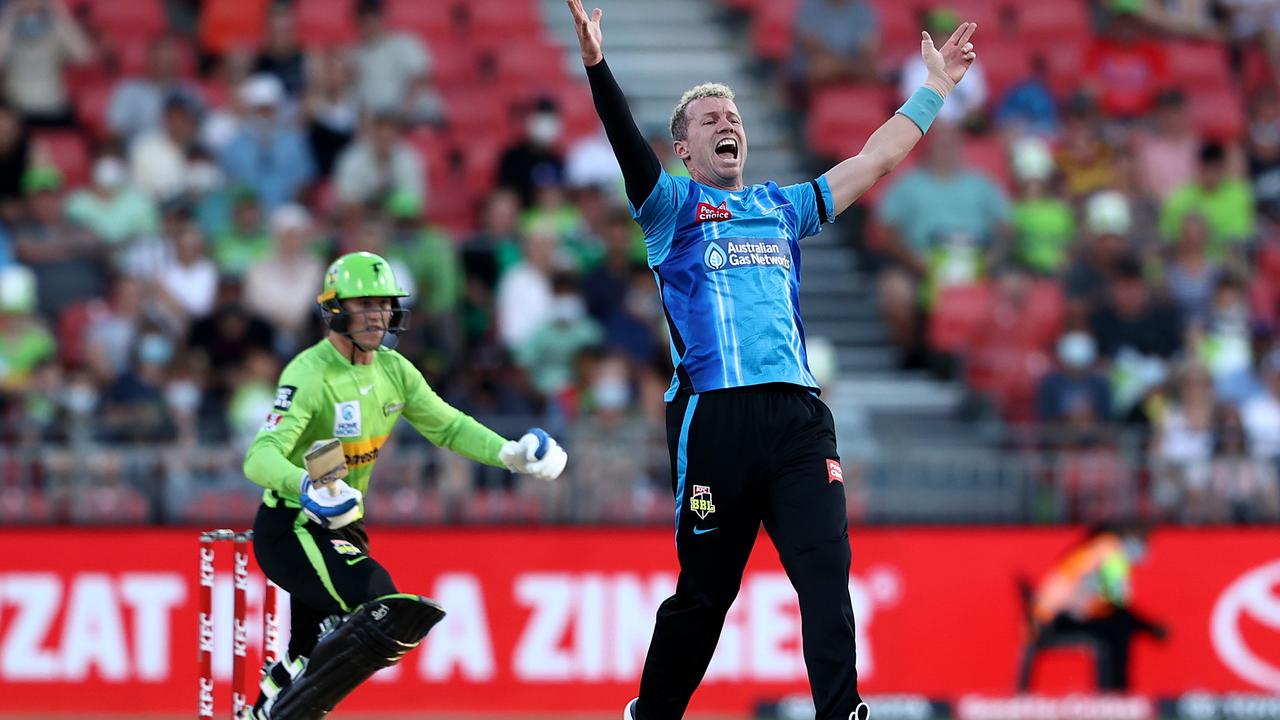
[690,485,716,518]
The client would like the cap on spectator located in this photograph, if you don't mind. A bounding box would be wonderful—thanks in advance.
[1011,137,1054,182]
[270,203,311,234]
[93,156,128,191]
[0,264,37,315]
[1106,0,1143,15]
[22,165,63,194]
[925,7,961,34]
[385,190,423,220]
[241,74,285,108]
[1086,190,1132,235]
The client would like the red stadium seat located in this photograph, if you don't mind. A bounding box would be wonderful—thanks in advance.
[979,43,1032,105]
[427,181,477,232]
[178,488,263,524]
[1015,1,1090,45]
[57,299,107,368]
[806,84,895,160]
[385,0,458,38]
[751,0,801,63]
[296,0,359,47]
[0,487,55,524]
[1165,40,1233,93]
[963,136,1011,192]
[1188,87,1245,141]
[91,0,167,42]
[1042,43,1086,99]
[492,41,568,84]
[929,282,994,353]
[69,483,151,524]
[200,0,269,53]
[74,81,113,140]
[428,39,479,92]
[34,131,91,188]
[441,86,516,136]
[467,0,543,36]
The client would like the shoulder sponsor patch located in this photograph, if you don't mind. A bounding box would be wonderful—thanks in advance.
[273,386,297,412]
[696,201,732,223]
[334,400,362,437]
[383,402,405,416]
[826,458,843,484]
[260,413,282,432]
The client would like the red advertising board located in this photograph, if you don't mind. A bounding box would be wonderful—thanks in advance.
[0,527,1277,715]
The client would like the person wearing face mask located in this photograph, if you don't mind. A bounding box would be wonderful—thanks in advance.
[333,110,424,209]
[98,328,177,443]
[64,156,159,247]
[1026,522,1167,691]
[498,96,567,208]
[514,276,603,400]
[242,251,567,719]
[1036,331,1112,432]
[566,1,980,717]
[218,74,315,212]
[1191,273,1259,405]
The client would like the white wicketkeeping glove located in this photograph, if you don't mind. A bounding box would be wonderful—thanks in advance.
[499,427,568,482]
[299,473,364,529]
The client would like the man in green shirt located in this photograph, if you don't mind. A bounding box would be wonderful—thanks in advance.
[1160,142,1256,260]
[245,251,567,719]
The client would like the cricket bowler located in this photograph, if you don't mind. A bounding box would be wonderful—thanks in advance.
[564,2,979,718]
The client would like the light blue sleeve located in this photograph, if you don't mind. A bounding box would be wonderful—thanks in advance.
[779,176,835,239]
[630,170,689,267]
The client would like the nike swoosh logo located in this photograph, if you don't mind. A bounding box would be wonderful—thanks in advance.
[692,526,718,535]
[359,385,374,395]
[345,556,368,566]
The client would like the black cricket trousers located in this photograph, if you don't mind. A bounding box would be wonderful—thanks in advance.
[636,383,862,720]
[252,503,397,659]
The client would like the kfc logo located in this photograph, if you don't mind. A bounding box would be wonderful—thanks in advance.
[696,201,732,222]
[1211,559,1280,692]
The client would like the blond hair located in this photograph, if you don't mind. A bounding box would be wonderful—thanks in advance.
[669,83,736,142]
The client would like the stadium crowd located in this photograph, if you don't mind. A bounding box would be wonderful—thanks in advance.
[0,0,1277,525]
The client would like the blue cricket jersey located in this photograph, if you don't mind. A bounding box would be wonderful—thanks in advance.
[632,170,836,400]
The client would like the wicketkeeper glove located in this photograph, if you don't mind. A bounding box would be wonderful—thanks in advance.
[499,427,568,482]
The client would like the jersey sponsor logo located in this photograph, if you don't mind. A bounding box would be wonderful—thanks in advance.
[330,539,362,557]
[690,485,716,519]
[827,458,844,484]
[341,434,390,468]
[334,401,362,437]
[383,402,405,416]
[696,201,732,222]
[260,413,283,432]
[273,386,296,412]
[359,384,374,396]
[702,238,792,272]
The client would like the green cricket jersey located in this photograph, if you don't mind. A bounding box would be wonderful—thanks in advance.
[244,338,508,508]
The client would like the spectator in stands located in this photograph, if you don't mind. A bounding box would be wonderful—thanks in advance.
[383,191,462,369]
[1161,141,1257,261]
[496,221,559,350]
[1192,273,1258,404]
[98,328,177,443]
[65,155,159,246]
[0,101,33,218]
[304,48,359,177]
[464,188,523,289]
[1056,94,1122,201]
[604,267,665,369]
[350,0,443,125]
[1132,0,1219,37]
[333,110,424,209]
[1218,0,1280,81]
[1163,212,1220,326]
[899,8,988,127]
[993,53,1060,138]
[1243,348,1280,466]
[129,95,202,202]
[186,277,276,400]
[1009,137,1075,276]
[199,47,258,153]
[211,188,271,277]
[876,122,1010,363]
[242,203,323,349]
[1151,360,1216,519]
[225,347,278,450]
[1084,0,1172,120]
[1134,90,1200,205]
[108,36,202,143]
[0,0,93,127]
[1093,254,1185,417]
[253,4,305,98]
[1246,88,1280,224]
[1065,191,1134,318]
[582,207,642,324]
[218,74,314,212]
[498,96,566,208]
[787,0,880,101]
[1209,405,1280,522]
[85,274,146,382]
[155,221,217,325]
[515,276,602,398]
[0,263,54,394]
[13,166,106,319]
[1038,330,1113,427]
